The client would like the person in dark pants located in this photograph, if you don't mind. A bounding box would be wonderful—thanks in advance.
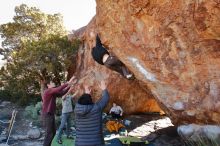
[109,103,123,119]
[41,76,76,146]
[91,35,134,80]
[74,80,110,146]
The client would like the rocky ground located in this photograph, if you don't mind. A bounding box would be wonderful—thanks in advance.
[0,101,43,146]
[0,101,185,146]
[125,115,184,146]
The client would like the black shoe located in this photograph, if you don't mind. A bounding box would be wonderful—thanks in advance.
[67,135,74,139]
[57,139,62,144]
[126,74,135,80]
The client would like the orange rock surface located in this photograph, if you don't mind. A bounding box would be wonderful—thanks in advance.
[69,0,220,124]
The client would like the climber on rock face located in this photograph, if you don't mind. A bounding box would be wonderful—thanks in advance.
[91,34,134,80]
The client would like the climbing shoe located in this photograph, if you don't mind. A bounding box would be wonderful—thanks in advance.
[126,74,135,80]
[67,135,74,139]
[57,139,62,144]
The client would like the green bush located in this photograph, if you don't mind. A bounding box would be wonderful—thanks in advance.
[23,101,43,127]
[24,105,37,119]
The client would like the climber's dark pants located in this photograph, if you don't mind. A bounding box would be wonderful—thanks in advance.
[42,113,56,146]
[104,55,131,78]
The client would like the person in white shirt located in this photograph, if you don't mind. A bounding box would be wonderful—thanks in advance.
[109,103,123,119]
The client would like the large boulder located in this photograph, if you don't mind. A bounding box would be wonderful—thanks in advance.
[69,22,163,114]
[178,124,220,144]
[70,0,220,124]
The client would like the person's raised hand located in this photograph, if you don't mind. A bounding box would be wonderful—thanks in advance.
[40,79,45,84]
[84,84,91,94]
[75,84,80,90]
[71,78,78,86]
[68,75,76,84]
[99,80,107,90]
[71,84,80,93]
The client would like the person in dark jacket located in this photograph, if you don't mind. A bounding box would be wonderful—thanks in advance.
[74,80,110,146]
[91,35,134,80]
[41,75,77,146]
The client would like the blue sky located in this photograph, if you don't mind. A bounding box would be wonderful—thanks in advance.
[0,0,96,65]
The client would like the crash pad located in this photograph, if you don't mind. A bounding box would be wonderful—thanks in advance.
[119,136,149,145]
